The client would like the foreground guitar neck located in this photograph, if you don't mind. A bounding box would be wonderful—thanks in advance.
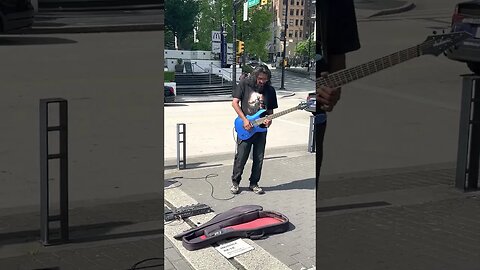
[254,105,299,125]
[318,45,421,88]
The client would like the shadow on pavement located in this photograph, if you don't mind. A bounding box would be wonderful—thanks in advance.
[164,162,224,170]
[0,221,163,247]
[263,177,315,192]
[71,228,163,244]
[0,36,77,46]
[165,103,188,107]
[264,155,288,161]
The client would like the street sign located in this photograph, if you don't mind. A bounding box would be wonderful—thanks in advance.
[243,1,248,21]
[212,42,221,53]
[211,31,222,43]
[247,0,259,8]
[227,43,233,54]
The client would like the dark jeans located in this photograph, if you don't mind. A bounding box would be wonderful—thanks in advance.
[315,121,327,189]
[232,132,267,186]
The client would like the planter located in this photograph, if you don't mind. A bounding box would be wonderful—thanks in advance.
[175,64,184,73]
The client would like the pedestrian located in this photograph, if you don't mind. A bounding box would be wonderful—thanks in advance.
[231,65,278,194]
[315,0,361,184]
[239,72,249,81]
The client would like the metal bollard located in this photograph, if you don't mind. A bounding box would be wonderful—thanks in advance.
[177,123,187,170]
[455,75,480,191]
[308,115,316,153]
[39,98,69,245]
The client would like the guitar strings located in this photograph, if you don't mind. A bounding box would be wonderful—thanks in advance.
[314,36,456,89]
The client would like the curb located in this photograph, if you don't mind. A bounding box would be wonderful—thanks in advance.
[173,96,232,103]
[278,90,296,98]
[18,23,164,34]
[285,68,315,81]
[173,90,295,103]
[367,2,416,18]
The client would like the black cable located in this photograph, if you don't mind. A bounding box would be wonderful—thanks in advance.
[164,176,185,189]
[203,173,235,201]
[164,174,235,201]
[164,180,182,189]
[129,257,162,270]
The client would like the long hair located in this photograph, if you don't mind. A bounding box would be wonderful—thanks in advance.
[251,65,271,86]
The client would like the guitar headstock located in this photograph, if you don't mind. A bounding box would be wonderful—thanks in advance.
[421,31,472,56]
[298,99,315,111]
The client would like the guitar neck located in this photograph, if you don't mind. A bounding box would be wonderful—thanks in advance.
[318,45,421,88]
[254,106,299,125]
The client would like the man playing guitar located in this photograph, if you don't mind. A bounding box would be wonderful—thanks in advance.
[231,65,278,195]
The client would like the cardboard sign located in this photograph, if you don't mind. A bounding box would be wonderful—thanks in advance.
[215,239,254,258]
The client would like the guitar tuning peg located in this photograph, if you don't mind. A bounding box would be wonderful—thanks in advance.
[442,29,445,34]
[433,30,437,35]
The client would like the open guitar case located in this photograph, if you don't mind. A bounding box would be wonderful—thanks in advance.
[174,205,290,251]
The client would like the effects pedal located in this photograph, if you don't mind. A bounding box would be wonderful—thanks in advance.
[164,203,213,222]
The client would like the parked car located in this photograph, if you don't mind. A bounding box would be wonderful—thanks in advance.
[445,0,480,74]
[0,0,34,33]
[247,60,259,69]
[164,85,175,103]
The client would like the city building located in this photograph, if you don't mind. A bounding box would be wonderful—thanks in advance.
[270,0,314,66]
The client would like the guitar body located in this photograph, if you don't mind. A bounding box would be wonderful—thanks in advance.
[234,109,268,140]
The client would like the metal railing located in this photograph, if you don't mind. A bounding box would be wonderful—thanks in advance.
[192,62,212,84]
[192,62,208,74]
[177,123,187,170]
[39,98,69,245]
[190,61,233,86]
[456,75,480,191]
[210,62,233,86]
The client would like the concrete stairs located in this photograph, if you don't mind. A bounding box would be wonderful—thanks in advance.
[175,73,233,96]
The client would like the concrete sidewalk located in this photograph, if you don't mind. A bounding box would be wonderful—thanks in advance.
[317,164,480,270]
[164,144,316,270]
[0,193,164,270]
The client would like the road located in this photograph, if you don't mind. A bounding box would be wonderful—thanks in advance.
[270,68,314,93]
[0,31,163,209]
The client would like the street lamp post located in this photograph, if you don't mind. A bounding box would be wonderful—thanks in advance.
[280,0,289,90]
[232,0,238,91]
[306,4,314,72]
[307,26,312,72]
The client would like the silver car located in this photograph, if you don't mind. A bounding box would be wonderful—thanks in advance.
[445,0,480,74]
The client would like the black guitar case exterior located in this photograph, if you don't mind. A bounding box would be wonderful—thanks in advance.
[173,205,290,251]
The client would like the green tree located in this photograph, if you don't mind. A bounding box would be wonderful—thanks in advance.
[195,0,232,51]
[295,33,315,62]
[165,0,200,50]
[195,0,272,59]
[238,6,273,61]
[165,29,176,50]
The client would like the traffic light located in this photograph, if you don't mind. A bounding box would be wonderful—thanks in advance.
[261,0,268,5]
[237,40,245,55]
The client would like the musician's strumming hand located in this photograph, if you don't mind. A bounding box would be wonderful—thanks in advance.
[243,119,253,131]
[317,72,341,112]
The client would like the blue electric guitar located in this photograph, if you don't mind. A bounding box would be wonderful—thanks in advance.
[234,101,311,140]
